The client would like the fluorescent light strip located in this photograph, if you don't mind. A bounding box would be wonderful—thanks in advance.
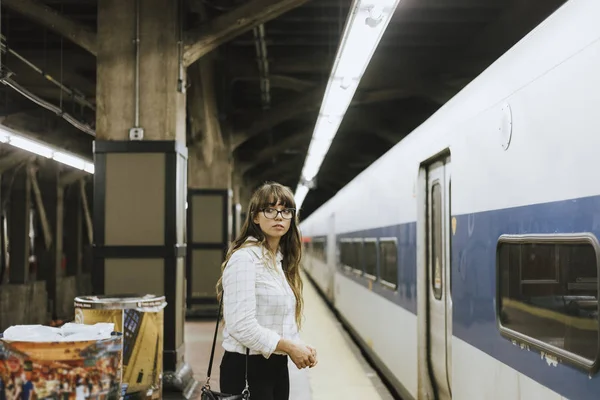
[294,184,309,211]
[0,126,94,174]
[294,0,400,209]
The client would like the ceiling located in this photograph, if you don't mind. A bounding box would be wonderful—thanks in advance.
[0,0,567,218]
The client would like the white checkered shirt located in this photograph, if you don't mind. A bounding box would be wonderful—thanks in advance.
[221,238,300,358]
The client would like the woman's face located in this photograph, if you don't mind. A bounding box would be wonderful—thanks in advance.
[253,201,294,241]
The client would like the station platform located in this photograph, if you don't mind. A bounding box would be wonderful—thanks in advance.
[183,273,395,399]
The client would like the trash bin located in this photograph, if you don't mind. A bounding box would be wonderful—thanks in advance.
[74,294,167,400]
[0,330,124,400]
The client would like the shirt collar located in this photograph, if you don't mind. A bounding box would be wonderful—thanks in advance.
[245,236,283,262]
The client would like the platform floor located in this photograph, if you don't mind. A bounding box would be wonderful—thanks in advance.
[184,274,395,399]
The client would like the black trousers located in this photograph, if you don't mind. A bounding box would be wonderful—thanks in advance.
[220,351,290,400]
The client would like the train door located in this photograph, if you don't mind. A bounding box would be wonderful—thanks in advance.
[426,157,452,399]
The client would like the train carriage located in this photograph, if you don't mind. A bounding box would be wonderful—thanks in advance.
[300,1,600,399]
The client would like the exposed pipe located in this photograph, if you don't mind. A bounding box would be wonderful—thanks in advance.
[0,36,95,111]
[128,0,144,140]
[177,0,185,93]
[252,24,271,110]
[134,0,140,128]
[0,75,95,136]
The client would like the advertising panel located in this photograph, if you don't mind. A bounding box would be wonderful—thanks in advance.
[0,333,123,400]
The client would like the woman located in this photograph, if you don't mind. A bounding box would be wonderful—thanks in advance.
[217,182,317,400]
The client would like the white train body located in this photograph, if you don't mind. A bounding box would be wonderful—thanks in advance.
[300,1,600,399]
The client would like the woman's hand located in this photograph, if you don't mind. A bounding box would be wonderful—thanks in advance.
[306,344,318,368]
[276,339,316,369]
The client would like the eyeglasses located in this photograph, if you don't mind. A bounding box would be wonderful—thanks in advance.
[262,207,296,220]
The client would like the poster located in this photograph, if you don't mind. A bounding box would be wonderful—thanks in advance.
[0,334,123,400]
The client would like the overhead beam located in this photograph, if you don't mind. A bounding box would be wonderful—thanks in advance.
[187,57,225,165]
[240,130,309,174]
[234,75,316,92]
[232,87,322,149]
[270,53,332,74]
[247,156,303,186]
[239,108,407,174]
[226,51,332,77]
[183,0,312,67]
[3,0,97,56]
[248,149,367,187]
[232,84,438,149]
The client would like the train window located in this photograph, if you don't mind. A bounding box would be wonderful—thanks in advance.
[431,183,443,300]
[340,240,353,271]
[340,241,347,266]
[497,235,600,371]
[364,240,377,279]
[520,243,558,282]
[312,240,326,262]
[353,240,364,275]
[379,239,398,288]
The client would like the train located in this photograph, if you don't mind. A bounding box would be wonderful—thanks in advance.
[299,1,600,399]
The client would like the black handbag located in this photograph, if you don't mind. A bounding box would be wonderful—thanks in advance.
[201,297,250,400]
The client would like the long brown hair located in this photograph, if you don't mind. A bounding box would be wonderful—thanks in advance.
[216,182,304,329]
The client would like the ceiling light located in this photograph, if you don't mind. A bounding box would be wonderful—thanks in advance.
[294,184,309,210]
[9,135,54,158]
[294,0,400,209]
[0,125,94,174]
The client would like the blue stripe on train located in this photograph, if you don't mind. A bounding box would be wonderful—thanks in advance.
[323,194,600,399]
[452,195,600,400]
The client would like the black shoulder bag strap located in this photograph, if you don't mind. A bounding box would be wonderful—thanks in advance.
[204,295,250,395]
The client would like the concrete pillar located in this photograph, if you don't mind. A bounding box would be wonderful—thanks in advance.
[184,50,232,316]
[186,145,231,317]
[0,175,5,286]
[188,147,231,189]
[8,168,31,284]
[95,0,187,377]
[232,168,252,212]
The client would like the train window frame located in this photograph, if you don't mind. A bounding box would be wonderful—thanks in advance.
[496,233,600,374]
[379,237,399,291]
[363,238,378,281]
